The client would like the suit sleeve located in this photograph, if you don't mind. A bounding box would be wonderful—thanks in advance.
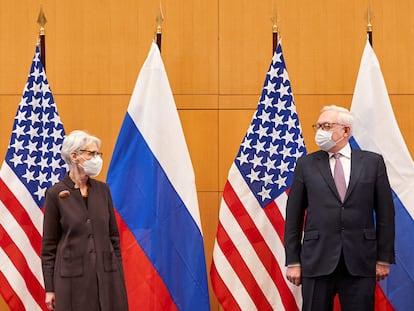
[374,155,396,264]
[106,184,125,276]
[41,188,61,292]
[284,156,307,266]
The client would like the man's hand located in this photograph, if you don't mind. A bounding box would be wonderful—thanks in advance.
[376,263,390,281]
[286,266,302,286]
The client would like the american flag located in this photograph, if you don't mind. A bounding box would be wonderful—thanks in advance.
[0,44,66,310]
[211,42,306,310]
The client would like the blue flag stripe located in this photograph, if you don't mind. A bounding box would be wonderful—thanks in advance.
[107,113,210,310]
[388,192,414,310]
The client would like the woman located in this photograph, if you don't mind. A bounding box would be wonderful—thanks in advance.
[41,130,128,311]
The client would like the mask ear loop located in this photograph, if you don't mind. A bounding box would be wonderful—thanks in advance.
[333,125,349,145]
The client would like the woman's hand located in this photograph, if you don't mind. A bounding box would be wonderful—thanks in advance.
[45,292,55,310]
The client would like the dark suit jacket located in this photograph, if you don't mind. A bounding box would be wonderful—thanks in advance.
[284,148,395,278]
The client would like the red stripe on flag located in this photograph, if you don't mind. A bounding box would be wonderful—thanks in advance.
[223,181,299,311]
[0,179,42,253]
[0,224,45,309]
[374,284,395,311]
[215,220,273,310]
[0,272,26,311]
[263,199,286,245]
[115,211,178,311]
[210,261,241,311]
[334,294,340,310]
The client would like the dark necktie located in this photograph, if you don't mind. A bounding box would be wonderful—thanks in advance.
[333,153,346,202]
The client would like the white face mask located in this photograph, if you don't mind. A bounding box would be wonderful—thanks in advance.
[315,129,344,151]
[79,156,103,177]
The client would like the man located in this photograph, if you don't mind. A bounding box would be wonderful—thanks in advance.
[284,105,395,311]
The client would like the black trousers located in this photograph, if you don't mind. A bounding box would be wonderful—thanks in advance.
[301,255,376,311]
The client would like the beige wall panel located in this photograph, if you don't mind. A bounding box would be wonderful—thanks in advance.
[0,2,41,94]
[276,0,366,94]
[0,298,7,311]
[175,94,218,109]
[47,0,158,95]
[218,109,254,189]
[371,2,414,94]
[220,95,259,109]
[219,1,272,95]
[56,95,129,181]
[162,0,219,94]
[220,0,364,95]
[278,1,414,95]
[179,109,219,192]
[389,95,414,158]
[198,191,220,311]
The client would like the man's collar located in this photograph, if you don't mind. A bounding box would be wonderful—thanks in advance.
[328,143,351,158]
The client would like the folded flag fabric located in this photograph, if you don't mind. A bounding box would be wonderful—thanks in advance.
[350,38,414,311]
[211,42,305,310]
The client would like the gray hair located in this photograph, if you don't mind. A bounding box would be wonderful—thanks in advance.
[321,105,354,134]
[61,130,101,168]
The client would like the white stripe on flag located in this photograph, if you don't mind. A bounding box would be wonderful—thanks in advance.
[228,165,285,259]
[351,40,414,219]
[0,248,42,311]
[211,41,305,311]
[212,240,257,311]
[228,165,302,309]
[0,163,44,233]
[126,43,201,232]
[219,195,285,309]
[0,200,44,285]
[275,192,288,220]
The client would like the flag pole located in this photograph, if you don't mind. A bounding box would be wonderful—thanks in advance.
[155,4,164,52]
[366,5,373,46]
[271,0,278,53]
[37,6,47,71]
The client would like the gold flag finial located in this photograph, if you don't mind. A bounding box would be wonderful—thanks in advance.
[271,0,278,33]
[271,0,279,53]
[156,5,164,34]
[366,5,373,32]
[37,6,47,35]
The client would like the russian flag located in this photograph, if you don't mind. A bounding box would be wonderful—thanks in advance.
[106,42,210,311]
[350,38,414,310]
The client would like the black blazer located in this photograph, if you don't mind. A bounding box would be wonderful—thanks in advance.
[284,148,395,278]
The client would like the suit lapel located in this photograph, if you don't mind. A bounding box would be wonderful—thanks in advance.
[344,149,363,201]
